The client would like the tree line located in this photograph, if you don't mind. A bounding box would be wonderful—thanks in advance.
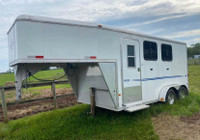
[187,43,200,58]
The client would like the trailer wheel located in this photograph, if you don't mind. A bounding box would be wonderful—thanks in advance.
[178,86,188,99]
[166,89,176,105]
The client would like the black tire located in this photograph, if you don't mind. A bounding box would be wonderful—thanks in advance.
[165,89,176,105]
[178,86,188,99]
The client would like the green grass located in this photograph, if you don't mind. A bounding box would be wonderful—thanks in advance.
[22,83,71,91]
[0,105,159,140]
[188,59,200,65]
[0,69,71,102]
[0,93,200,140]
[0,73,15,86]
[188,65,200,93]
[28,69,67,83]
[0,69,67,86]
[0,65,200,140]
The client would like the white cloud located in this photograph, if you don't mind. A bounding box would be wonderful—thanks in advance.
[148,28,164,35]
[164,29,200,39]
[0,59,9,72]
[0,0,58,5]
[45,0,200,22]
[45,0,125,21]
[121,14,186,29]
[185,38,200,45]
[0,50,8,60]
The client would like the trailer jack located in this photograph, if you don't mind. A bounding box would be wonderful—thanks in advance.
[89,87,96,117]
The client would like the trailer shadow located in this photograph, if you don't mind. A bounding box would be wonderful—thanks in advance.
[93,102,165,118]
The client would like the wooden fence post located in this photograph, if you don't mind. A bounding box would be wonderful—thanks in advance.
[0,88,9,122]
[51,83,57,109]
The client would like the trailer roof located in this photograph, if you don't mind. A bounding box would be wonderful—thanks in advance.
[8,14,186,45]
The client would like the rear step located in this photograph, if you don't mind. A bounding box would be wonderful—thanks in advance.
[125,104,150,112]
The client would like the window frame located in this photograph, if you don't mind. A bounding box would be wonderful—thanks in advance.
[161,43,173,62]
[127,45,136,68]
[143,40,158,61]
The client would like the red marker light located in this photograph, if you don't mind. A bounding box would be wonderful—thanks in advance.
[90,56,96,59]
[35,56,44,59]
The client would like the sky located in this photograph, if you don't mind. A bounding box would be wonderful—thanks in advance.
[0,0,200,72]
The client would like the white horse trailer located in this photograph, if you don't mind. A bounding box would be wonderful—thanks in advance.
[8,15,188,112]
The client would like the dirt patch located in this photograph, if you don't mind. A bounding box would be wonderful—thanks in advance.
[0,94,77,122]
[5,81,15,86]
[152,113,200,140]
[180,113,200,125]
[5,88,74,103]
[22,88,74,100]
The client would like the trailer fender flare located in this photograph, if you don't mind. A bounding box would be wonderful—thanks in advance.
[158,84,181,102]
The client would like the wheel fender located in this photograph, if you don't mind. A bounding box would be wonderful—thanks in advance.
[158,84,180,102]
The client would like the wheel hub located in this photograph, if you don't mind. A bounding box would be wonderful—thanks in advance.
[168,93,175,105]
[179,90,186,99]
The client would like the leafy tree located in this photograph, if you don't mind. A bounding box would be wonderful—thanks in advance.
[187,43,200,58]
[6,68,14,73]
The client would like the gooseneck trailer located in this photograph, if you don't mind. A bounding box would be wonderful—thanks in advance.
[8,15,188,112]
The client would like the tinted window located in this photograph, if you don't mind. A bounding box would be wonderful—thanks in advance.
[128,45,135,56]
[127,45,135,67]
[128,57,135,67]
[143,41,157,61]
[161,44,172,61]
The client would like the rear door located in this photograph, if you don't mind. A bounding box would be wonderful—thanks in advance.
[122,39,142,105]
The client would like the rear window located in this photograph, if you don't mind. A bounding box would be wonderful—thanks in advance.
[143,41,157,61]
[161,44,172,61]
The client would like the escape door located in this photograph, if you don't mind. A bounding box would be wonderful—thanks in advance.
[122,39,142,105]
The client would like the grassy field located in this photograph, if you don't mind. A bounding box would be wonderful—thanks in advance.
[0,65,200,140]
[0,69,66,86]
[0,69,70,102]
[188,58,200,65]
[188,65,200,93]
[0,73,15,87]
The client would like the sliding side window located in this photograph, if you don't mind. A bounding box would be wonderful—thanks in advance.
[161,44,172,61]
[143,41,157,61]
